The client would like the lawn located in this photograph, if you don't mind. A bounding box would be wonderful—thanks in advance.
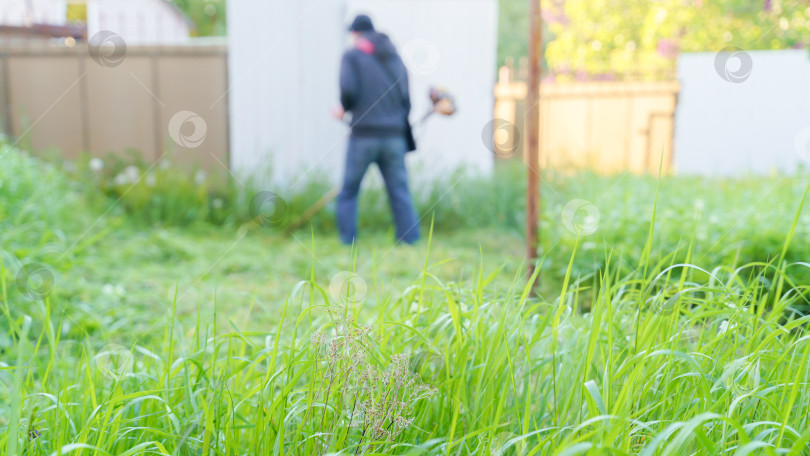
[63,227,525,335]
[3,143,810,455]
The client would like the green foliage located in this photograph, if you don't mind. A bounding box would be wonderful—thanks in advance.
[3,143,810,454]
[69,153,336,229]
[12,144,810,293]
[498,0,531,67]
[4,207,810,454]
[168,0,226,36]
[541,170,810,287]
[0,144,98,282]
[85,154,215,227]
[500,0,810,79]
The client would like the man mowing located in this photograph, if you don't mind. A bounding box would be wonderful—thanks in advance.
[332,14,420,245]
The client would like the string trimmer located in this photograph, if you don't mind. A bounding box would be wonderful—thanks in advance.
[284,87,456,234]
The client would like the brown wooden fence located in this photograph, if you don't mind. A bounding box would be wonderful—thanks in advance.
[493,61,680,174]
[0,43,228,173]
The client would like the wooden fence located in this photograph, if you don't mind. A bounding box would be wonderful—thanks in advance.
[0,43,228,173]
[493,61,680,174]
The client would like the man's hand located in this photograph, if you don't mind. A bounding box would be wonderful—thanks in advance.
[331,105,346,121]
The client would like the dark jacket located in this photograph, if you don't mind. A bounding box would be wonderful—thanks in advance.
[340,32,411,137]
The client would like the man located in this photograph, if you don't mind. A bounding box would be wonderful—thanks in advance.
[332,14,420,245]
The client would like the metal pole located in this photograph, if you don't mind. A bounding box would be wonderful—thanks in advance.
[150,51,162,162]
[526,0,542,286]
[77,48,91,154]
[1,52,13,138]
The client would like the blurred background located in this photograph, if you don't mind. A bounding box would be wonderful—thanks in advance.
[3,0,810,183]
[2,0,810,274]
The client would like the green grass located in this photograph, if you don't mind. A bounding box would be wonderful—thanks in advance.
[2,143,810,455]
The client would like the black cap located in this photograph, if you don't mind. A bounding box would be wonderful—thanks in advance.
[348,14,374,32]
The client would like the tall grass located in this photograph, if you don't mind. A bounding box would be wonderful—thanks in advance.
[3,143,810,454]
[3,220,810,454]
[66,151,810,267]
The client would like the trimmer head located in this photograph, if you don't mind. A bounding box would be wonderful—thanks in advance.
[428,86,457,116]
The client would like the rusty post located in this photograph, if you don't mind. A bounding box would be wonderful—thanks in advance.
[526,0,542,287]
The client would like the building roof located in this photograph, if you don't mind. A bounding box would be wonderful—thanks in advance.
[0,23,86,40]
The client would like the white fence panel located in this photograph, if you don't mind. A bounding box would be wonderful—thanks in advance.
[346,0,498,179]
[227,0,497,187]
[675,49,810,176]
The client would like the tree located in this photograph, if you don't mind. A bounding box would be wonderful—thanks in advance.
[499,0,810,79]
[168,0,226,37]
[498,0,531,67]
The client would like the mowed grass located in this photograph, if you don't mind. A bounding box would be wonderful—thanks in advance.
[3,144,810,455]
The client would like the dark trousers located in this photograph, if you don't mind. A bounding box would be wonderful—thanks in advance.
[336,135,420,245]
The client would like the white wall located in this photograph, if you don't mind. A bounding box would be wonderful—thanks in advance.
[675,50,810,175]
[227,0,498,188]
[346,0,498,179]
[227,0,347,189]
